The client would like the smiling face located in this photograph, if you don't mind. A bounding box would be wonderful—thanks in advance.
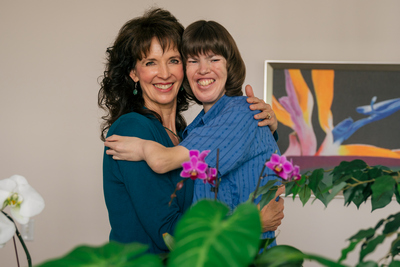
[130,38,184,113]
[185,52,228,112]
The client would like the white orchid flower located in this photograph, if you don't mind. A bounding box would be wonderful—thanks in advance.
[0,175,45,225]
[0,212,16,248]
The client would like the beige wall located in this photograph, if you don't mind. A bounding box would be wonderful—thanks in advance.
[1,0,399,266]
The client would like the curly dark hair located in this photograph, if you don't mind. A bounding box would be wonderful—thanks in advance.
[181,20,246,104]
[98,8,191,141]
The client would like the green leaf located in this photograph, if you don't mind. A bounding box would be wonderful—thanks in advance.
[168,200,261,267]
[162,232,175,251]
[285,180,296,196]
[371,175,395,211]
[383,212,400,234]
[313,180,330,207]
[325,182,347,205]
[395,183,400,205]
[304,253,348,267]
[390,234,400,257]
[259,237,276,251]
[299,184,311,206]
[308,168,324,193]
[248,179,280,202]
[331,160,367,179]
[359,234,386,262]
[259,188,277,209]
[348,228,375,241]
[254,245,304,267]
[339,240,359,263]
[356,261,378,267]
[389,261,400,267]
[36,242,163,267]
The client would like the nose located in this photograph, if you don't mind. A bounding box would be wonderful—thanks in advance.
[158,63,171,79]
[198,60,210,75]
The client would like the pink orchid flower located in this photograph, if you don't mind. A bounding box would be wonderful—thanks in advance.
[291,165,301,181]
[265,154,294,180]
[205,167,217,186]
[189,150,210,162]
[180,154,208,181]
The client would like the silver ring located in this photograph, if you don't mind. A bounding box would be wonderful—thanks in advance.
[266,113,271,120]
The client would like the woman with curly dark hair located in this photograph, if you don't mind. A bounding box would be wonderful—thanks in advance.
[99,8,277,253]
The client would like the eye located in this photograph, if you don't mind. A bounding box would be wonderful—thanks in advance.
[187,58,198,64]
[170,58,181,64]
[145,61,155,66]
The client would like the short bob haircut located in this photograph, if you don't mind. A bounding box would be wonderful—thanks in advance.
[181,20,246,104]
[98,8,190,141]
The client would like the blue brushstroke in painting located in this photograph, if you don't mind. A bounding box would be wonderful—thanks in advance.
[332,97,400,144]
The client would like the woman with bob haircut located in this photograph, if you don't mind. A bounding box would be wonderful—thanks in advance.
[105,19,284,247]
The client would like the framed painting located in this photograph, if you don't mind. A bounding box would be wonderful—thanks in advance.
[264,60,400,170]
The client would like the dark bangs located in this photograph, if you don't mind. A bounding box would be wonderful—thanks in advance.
[181,20,229,61]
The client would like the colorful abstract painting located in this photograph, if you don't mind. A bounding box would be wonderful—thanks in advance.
[267,62,400,170]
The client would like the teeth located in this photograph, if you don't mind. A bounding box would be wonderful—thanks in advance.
[154,83,173,90]
[198,79,215,86]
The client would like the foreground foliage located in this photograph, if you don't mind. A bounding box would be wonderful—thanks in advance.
[37,159,400,266]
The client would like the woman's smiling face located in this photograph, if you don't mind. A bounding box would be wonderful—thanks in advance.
[185,52,227,113]
[130,38,184,112]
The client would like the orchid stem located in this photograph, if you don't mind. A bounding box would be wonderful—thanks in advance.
[214,149,220,200]
[252,159,268,203]
[1,211,32,267]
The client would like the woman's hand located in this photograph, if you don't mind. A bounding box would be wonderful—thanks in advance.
[259,185,285,232]
[104,135,145,161]
[245,84,278,133]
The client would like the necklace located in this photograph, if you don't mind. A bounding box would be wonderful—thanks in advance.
[163,126,182,142]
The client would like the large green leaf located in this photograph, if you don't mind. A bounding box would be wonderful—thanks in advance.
[36,242,163,267]
[168,200,261,267]
[371,175,395,211]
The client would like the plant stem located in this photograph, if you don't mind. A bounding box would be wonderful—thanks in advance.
[252,159,268,203]
[13,236,20,267]
[214,149,220,200]
[1,211,32,267]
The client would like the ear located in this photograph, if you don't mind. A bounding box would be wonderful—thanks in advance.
[129,69,139,83]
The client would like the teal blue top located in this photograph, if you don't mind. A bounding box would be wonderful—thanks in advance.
[103,112,193,253]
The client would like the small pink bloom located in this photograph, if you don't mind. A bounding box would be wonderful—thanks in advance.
[265,154,294,180]
[291,165,301,181]
[181,154,208,181]
[205,167,217,186]
[189,150,210,162]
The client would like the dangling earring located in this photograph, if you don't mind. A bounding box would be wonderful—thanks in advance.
[133,82,138,95]
[180,86,184,92]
